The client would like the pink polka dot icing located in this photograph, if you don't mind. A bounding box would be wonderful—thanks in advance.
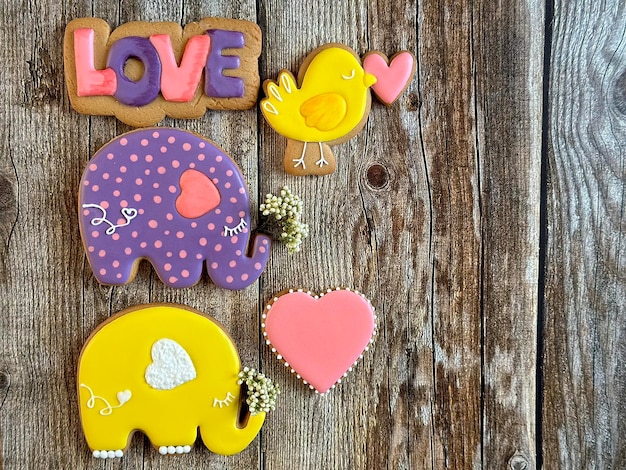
[79,128,271,289]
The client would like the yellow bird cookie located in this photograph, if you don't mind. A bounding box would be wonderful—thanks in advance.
[261,44,415,176]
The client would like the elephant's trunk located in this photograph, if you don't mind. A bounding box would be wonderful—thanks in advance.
[199,394,266,455]
[206,232,271,290]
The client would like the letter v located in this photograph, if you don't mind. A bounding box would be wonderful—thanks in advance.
[73,28,117,96]
[150,34,211,102]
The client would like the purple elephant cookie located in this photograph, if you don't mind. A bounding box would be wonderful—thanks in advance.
[79,128,270,289]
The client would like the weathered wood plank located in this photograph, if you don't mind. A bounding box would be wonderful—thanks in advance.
[136,2,264,470]
[543,1,626,468]
[82,1,263,470]
[2,0,623,468]
[0,1,265,469]
[416,2,484,467]
[361,1,431,469]
[0,0,91,466]
[473,0,543,468]
[259,1,382,469]
[0,43,18,283]
[79,6,148,470]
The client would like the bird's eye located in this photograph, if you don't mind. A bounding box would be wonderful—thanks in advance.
[341,69,355,80]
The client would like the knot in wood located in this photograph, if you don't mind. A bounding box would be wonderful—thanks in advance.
[508,451,529,469]
[406,92,420,111]
[365,163,390,189]
[26,47,62,106]
[0,172,16,217]
[614,70,626,115]
[0,371,8,389]
[0,371,9,409]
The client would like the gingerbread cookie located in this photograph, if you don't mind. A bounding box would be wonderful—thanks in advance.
[64,17,262,126]
[78,304,278,458]
[79,128,270,289]
[262,288,376,394]
[260,44,415,176]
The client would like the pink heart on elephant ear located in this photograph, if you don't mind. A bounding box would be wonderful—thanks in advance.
[175,169,221,219]
[263,289,376,394]
[363,51,416,105]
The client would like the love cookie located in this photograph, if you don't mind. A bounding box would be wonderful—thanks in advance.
[261,44,415,176]
[79,128,270,290]
[64,17,262,126]
[78,304,278,458]
[262,288,376,394]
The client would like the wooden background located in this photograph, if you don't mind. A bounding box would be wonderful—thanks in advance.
[0,0,624,468]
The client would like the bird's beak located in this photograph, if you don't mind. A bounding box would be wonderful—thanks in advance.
[363,72,377,88]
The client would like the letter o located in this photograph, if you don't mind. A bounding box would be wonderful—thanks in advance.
[106,37,161,107]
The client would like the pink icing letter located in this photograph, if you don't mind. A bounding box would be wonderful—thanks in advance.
[149,34,211,102]
[73,28,117,96]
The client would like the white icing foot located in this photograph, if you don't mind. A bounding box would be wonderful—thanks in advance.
[158,445,192,455]
[92,449,123,459]
[315,155,329,167]
[292,156,306,169]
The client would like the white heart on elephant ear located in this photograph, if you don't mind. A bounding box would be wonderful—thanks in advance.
[145,339,197,390]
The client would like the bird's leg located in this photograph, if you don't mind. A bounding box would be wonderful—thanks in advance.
[293,142,307,169]
[315,142,329,167]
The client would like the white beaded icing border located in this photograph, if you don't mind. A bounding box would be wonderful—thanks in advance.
[92,449,124,459]
[261,287,377,395]
[158,445,192,455]
[92,445,192,459]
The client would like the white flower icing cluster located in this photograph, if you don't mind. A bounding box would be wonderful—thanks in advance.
[237,367,280,415]
[260,186,309,254]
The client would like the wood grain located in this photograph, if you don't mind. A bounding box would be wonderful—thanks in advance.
[416,1,486,467]
[0,0,264,468]
[474,0,543,467]
[259,4,379,469]
[0,0,623,468]
[542,1,626,468]
[362,4,433,468]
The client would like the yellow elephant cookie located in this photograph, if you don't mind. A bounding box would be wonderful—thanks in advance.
[77,304,278,458]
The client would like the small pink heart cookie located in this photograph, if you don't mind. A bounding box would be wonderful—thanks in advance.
[363,50,416,105]
[262,288,376,394]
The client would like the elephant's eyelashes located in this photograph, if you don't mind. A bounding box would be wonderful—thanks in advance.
[213,392,235,408]
[223,218,247,237]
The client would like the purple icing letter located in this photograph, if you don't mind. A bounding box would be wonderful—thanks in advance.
[106,37,161,106]
[205,29,245,98]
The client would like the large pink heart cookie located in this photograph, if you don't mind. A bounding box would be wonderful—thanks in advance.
[262,288,376,394]
[363,51,416,105]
